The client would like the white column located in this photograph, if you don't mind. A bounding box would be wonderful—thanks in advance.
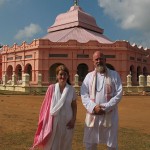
[38,74,42,86]
[139,75,145,86]
[2,74,7,85]
[22,73,29,86]
[12,74,16,85]
[147,75,150,86]
[127,74,132,86]
[74,74,79,86]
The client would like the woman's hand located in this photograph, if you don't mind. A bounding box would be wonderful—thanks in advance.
[66,118,76,129]
[67,100,77,129]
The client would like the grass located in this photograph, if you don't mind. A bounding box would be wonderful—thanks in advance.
[1,123,150,150]
[118,128,150,150]
[0,95,150,149]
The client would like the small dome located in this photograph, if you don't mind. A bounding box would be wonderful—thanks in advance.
[48,5,103,34]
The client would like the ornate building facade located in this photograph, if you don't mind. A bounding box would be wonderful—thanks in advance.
[0,46,2,81]
[1,4,150,87]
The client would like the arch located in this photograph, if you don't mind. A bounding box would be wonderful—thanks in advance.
[106,63,115,70]
[15,64,22,80]
[49,63,63,83]
[143,67,148,77]
[24,64,32,81]
[77,63,88,82]
[6,65,13,80]
[129,65,135,83]
[130,65,134,75]
[137,66,141,81]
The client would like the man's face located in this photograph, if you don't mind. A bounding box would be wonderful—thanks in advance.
[93,52,106,73]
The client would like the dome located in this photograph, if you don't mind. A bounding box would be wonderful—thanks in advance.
[43,5,112,44]
[48,5,103,34]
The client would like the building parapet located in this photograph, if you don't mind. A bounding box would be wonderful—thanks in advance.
[0,73,150,95]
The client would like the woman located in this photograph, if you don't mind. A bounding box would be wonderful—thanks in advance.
[31,65,77,150]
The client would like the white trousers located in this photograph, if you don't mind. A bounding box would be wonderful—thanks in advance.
[85,143,118,150]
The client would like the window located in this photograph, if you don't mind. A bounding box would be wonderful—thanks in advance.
[25,55,32,58]
[130,57,135,60]
[105,55,116,58]
[7,57,13,60]
[15,56,22,60]
[49,54,68,58]
[77,54,89,58]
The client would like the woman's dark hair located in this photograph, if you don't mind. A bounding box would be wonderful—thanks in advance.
[56,65,71,85]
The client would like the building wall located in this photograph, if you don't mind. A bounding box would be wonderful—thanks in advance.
[0,54,2,80]
[1,39,150,86]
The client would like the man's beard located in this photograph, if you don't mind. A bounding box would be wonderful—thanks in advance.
[96,65,105,73]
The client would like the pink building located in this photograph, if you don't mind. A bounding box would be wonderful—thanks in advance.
[0,50,2,80]
[1,4,150,86]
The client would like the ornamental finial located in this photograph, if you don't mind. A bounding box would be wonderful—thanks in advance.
[74,0,79,6]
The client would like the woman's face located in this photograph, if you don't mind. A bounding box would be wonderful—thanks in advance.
[56,70,68,84]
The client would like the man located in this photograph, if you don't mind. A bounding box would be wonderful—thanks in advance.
[80,51,123,150]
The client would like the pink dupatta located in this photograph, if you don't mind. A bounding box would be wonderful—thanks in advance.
[31,84,54,149]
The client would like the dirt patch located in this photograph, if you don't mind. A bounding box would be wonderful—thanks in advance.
[0,95,150,149]
[77,95,150,134]
[118,96,150,134]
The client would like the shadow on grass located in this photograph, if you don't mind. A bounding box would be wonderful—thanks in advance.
[119,128,150,150]
[0,122,150,150]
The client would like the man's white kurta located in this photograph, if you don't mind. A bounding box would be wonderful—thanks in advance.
[81,69,122,148]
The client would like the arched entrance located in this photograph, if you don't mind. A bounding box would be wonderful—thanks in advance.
[143,66,148,83]
[143,67,148,77]
[6,65,13,80]
[137,66,141,82]
[15,64,22,80]
[129,65,135,84]
[25,64,32,81]
[77,63,88,82]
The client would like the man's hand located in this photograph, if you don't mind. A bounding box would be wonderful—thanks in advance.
[93,105,105,115]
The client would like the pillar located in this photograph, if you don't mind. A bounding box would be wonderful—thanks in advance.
[38,74,42,86]
[74,74,80,95]
[127,74,132,86]
[22,73,29,86]
[12,74,16,85]
[147,75,150,86]
[2,74,7,85]
[139,75,145,86]
[74,74,79,86]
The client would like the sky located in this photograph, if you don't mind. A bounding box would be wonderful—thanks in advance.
[0,0,150,48]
